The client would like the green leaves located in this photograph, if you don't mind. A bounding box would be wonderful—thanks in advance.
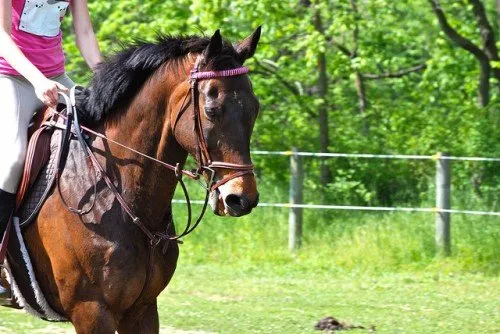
[61,0,499,206]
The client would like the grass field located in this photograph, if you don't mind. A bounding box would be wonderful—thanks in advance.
[1,265,499,333]
[0,199,499,333]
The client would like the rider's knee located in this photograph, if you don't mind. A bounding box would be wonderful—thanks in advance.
[6,143,28,172]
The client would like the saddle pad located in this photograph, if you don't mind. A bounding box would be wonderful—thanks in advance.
[18,130,61,227]
[15,107,56,210]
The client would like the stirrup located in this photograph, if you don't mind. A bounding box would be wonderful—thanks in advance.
[0,264,16,308]
[0,265,10,304]
[0,285,8,298]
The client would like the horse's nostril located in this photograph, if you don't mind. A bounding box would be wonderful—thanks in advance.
[224,194,257,216]
[225,194,245,210]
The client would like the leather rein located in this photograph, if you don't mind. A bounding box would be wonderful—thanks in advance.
[53,57,254,247]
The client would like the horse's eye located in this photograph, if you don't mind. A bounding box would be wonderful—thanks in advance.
[207,87,219,99]
[204,106,220,118]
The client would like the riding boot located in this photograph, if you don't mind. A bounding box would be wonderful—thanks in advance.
[0,189,16,261]
[0,189,15,305]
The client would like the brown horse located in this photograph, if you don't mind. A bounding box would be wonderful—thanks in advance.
[20,28,260,333]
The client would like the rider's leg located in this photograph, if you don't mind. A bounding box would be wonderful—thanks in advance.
[0,190,16,244]
[0,74,74,249]
[0,190,14,299]
[0,74,74,303]
[0,75,44,256]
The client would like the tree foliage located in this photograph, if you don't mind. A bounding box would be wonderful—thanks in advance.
[62,0,500,206]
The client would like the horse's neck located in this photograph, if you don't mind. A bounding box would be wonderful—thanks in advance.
[97,69,189,231]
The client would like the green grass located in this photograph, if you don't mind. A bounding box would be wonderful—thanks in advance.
[175,204,499,276]
[1,265,499,333]
[0,192,498,333]
[160,267,500,334]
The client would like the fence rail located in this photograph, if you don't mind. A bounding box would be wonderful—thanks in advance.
[174,149,500,255]
[171,200,500,216]
[252,150,500,162]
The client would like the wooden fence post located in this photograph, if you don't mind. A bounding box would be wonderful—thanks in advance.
[289,148,303,251]
[436,152,451,256]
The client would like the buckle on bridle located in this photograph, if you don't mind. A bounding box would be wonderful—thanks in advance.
[150,235,163,247]
[174,163,183,180]
[193,166,216,191]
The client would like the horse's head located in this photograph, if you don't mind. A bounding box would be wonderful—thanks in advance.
[171,28,261,217]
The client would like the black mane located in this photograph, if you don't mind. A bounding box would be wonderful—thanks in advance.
[75,35,241,125]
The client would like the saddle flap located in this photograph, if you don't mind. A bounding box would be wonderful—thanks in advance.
[15,107,56,210]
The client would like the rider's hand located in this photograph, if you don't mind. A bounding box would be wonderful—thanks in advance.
[34,78,69,108]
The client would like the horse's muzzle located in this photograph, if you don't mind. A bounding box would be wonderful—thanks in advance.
[209,179,259,217]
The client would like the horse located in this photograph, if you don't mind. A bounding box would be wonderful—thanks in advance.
[16,28,261,333]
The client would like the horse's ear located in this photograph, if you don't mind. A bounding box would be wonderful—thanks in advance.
[236,26,261,63]
[203,29,223,60]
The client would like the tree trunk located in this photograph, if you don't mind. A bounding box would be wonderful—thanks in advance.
[318,52,330,185]
[469,0,500,85]
[429,0,492,107]
[497,0,500,97]
[355,71,368,135]
[496,0,500,36]
[314,10,331,185]
[478,60,491,107]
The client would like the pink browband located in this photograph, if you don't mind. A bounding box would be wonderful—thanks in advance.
[190,66,249,80]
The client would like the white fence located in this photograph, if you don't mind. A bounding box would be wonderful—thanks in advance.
[173,149,500,255]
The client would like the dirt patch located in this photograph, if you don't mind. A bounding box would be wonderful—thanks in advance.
[314,316,375,332]
[190,291,244,302]
[160,327,215,334]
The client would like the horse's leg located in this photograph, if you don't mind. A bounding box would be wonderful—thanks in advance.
[70,301,117,334]
[117,301,159,334]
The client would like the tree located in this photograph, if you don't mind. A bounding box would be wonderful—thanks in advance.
[428,0,500,107]
[61,0,500,205]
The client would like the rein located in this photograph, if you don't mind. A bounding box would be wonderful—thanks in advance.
[53,57,253,245]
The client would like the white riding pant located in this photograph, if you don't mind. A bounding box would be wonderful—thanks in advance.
[0,73,74,193]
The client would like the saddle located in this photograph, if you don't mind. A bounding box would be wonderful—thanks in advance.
[0,98,84,320]
[16,106,59,213]
[15,86,90,225]
[0,107,56,310]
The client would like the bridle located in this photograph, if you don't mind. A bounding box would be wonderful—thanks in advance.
[53,55,255,246]
[176,56,255,192]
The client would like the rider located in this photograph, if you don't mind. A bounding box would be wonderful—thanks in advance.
[0,0,101,270]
